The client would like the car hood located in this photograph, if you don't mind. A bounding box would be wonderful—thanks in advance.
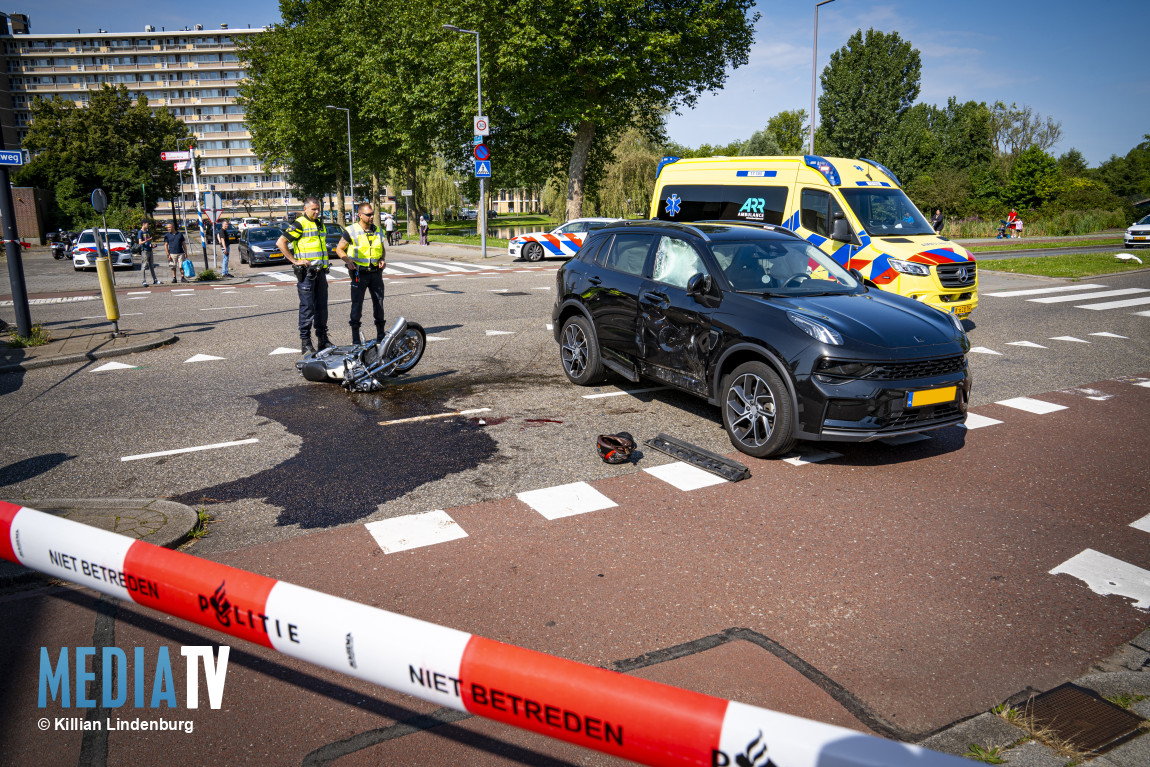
[759,290,960,350]
[511,231,550,243]
[250,239,282,249]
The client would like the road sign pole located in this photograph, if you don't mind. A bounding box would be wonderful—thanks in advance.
[0,164,31,337]
[480,178,486,259]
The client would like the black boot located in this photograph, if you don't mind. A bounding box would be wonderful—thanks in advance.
[301,337,316,355]
[317,333,333,351]
[375,324,387,341]
[351,327,362,345]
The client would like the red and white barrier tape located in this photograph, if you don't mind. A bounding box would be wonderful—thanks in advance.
[0,501,968,767]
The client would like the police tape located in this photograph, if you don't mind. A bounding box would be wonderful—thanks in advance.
[0,501,970,767]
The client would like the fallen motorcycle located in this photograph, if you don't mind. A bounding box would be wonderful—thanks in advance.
[295,316,426,392]
[51,240,68,259]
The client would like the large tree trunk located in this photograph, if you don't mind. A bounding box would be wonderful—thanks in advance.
[565,120,596,221]
[405,159,419,236]
[371,171,381,229]
[336,181,346,226]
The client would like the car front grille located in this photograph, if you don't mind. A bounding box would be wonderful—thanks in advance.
[870,355,966,379]
[884,403,964,429]
[936,262,977,287]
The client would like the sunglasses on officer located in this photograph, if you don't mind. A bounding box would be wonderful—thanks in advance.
[359,208,374,218]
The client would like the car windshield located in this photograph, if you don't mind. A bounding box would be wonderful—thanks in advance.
[78,232,126,245]
[839,187,935,236]
[249,228,282,241]
[711,239,859,295]
[1137,215,1150,225]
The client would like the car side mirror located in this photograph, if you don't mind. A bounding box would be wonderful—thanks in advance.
[686,272,712,298]
[831,212,851,242]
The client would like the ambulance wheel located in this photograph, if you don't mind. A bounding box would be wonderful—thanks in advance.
[524,242,544,262]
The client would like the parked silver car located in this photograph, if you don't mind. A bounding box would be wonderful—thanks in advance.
[1125,214,1150,249]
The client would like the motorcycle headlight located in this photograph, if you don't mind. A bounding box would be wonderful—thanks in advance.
[888,258,931,277]
[787,311,843,345]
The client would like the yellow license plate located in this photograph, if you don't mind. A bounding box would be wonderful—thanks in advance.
[907,386,957,408]
[1134,236,1147,241]
[951,304,972,316]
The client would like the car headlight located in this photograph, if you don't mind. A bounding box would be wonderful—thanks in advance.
[787,311,843,345]
[942,308,967,338]
[888,258,931,277]
[251,246,264,253]
[814,358,876,381]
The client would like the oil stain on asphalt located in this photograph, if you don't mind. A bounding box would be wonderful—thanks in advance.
[177,377,497,528]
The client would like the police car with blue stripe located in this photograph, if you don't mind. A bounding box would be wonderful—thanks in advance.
[509,218,619,262]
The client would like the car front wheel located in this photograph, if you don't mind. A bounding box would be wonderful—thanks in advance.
[524,242,544,262]
[720,361,795,458]
[559,315,604,385]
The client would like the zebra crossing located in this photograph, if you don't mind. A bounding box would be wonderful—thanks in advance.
[256,258,513,284]
[985,282,1150,311]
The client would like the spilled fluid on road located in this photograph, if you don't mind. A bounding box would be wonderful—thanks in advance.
[177,375,498,528]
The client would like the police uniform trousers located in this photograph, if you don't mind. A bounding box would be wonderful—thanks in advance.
[349,267,386,337]
[297,267,329,339]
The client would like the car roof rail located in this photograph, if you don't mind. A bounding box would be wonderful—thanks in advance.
[693,219,806,240]
[619,219,711,242]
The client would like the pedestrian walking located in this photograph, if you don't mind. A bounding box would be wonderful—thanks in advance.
[163,222,188,283]
[384,213,397,246]
[336,202,387,345]
[930,209,943,235]
[216,216,232,276]
[276,197,333,354]
[137,220,158,286]
[418,214,429,246]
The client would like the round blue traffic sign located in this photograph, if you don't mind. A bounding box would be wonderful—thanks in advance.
[473,144,490,162]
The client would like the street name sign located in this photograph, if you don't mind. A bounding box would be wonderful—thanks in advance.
[0,150,23,166]
[161,150,191,161]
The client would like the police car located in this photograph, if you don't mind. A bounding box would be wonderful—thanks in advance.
[508,218,618,261]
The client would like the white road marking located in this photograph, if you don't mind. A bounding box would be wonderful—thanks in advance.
[545,324,553,330]
[389,262,439,274]
[644,462,728,491]
[425,336,450,341]
[200,305,257,310]
[1006,341,1047,348]
[365,510,468,554]
[534,286,552,290]
[485,330,513,336]
[1078,295,1150,310]
[880,433,932,445]
[986,284,1106,298]
[1,295,98,306]
[416,261,497,273]
[518,481,617,521]
[260,271,295,282]
[1049,549,1150,609]
[378,407,491,426]
[1090,332,1128,338]
[263,288,284,292]
[1136,311,1150,318]
[127,290,151,295]
[128,296,148,300]
[1136,381,1150,389]
[171,288,195,293]
[489,289,509,293]
[1029,288,1149,304]
[961,413,1003,429]
[121,438,259,462]
[1049,336,1090,343]
[783,449,842,466]
[1131,514,1150,534]
[90,361,138,372]
[969,346,1002,355]
[329,265,350,275]
[582,386,668,399]
[996,396,1067,414]
[270,347,299,355]
[184,354,226,363]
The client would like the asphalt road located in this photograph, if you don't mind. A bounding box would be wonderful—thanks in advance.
[973,243,1127,259]
[1,256,1148,765]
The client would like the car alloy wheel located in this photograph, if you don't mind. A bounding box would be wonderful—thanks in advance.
[721,361,795,458]
[525,242,544,262]
[559,315,603,385]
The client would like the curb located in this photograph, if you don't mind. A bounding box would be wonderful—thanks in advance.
[0,330,178,374]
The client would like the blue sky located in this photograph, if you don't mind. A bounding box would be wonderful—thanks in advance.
[27,0,1149,166]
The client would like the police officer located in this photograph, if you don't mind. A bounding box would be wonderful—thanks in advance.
[276,196,332,354]
[336,202,387,344]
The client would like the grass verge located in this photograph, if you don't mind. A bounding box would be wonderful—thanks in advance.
[196,268,220,281]
[968,238,1124,253]
[979,252,1148,278]
[5,324,52,348]
[188,507,211,540]
[426,234,511,249]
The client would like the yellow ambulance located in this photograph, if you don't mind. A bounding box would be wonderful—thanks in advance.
[649,155,977,317]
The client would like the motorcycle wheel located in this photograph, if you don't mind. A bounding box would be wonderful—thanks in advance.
[391,322,426,374]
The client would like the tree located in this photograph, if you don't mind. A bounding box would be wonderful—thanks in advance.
[1096,135,1150,202]
[598,127,662,218]
[1005,145,1059,208]
[1057,148,1089,177]
[766,109,808,155]
[818,28,921,159]
[990,101,1062,158]
[739,127,782,156]
[16,85,191,229]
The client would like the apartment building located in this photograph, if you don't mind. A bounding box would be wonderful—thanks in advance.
[0,13,302,220]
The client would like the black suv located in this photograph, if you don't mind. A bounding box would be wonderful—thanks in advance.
[552,221,971,458]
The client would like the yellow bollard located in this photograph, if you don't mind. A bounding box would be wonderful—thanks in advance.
[94,256,120,322]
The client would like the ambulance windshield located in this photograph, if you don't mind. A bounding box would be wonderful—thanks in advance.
[839,188,935,237]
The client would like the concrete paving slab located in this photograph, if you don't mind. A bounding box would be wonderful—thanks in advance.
[917,712,1026,755]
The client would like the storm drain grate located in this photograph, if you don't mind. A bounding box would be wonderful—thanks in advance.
[1022,683,1146,755]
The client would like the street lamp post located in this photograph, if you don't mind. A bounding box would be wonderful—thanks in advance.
[810,0,838,155]
[326,105,354,220]
[443,23,487,258]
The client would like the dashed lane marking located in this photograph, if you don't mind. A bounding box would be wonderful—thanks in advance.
[485,330,513,336]
[1136,311,1150,318]
[961,413,1003,429]
[128,296,148,300]
[995,396,1067,414]
[970,346,1002,355]
[200,305,258,310]
[582,386,668,399]
[517,481,617,521]
[1,295,98,306]
[534,286,552,290]
[1049,549,1150,610]
[1028,288,1149,304]
[365,510,468,554]
[171,288,195,293]
[489,289,509,293]
[378,407,491,426]
[1049,336,1090,343]
[121,438,260,463]
[986,284,1106,298]
[1006,341,1047,349]
[783,449,842,466]
[426,336,450,341]
[1090,332,1128,338]
[643,462,728,491]
[1078,295,1150,310]
[184,354,226,363]
[1131,514,1150,534]
[90,361,138,372]
[270,347,298,355]
[127,290,151,295]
